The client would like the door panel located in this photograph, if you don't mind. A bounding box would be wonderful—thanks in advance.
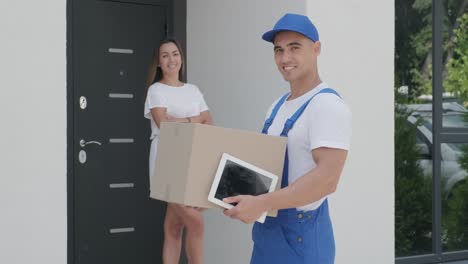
[72,1,168,263]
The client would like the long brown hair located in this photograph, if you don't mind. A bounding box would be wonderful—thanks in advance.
[145,38,185,90]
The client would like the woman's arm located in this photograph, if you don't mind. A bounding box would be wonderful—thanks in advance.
[196,111,213,125]
[150,107,188,128]
[151,108,213,128]
[187,111,212,125]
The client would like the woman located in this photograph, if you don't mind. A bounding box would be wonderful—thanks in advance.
[144,38,212,264]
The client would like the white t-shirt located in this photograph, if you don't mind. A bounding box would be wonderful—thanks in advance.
[265,82,352,211]
[144,82,209,140]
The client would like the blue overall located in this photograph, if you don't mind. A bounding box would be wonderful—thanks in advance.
[251,88,340,264]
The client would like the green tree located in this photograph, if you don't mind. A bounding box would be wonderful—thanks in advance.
[395,0,468,99]
[395,99,433,256]
[442,145,468,250]
[395,0,468,256]
[395,0,432,98]
[444,14,468,103]
[443,178,468,250]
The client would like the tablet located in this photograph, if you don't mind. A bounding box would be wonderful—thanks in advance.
[208,153,279,223]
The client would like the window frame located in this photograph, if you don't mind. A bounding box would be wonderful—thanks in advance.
[396,0,468,263]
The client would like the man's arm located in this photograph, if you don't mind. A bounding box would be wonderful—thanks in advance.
[262,147,347,210]
[223,147,348,223]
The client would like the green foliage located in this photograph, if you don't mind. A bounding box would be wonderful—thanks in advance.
[441,145,468,250]
[396,0,468,257]
[395,105,433,256]
[395,0,468,100]
[444,14,468,102]
[395,0,432,96]
[443,178,468,250]
[458,144,468,171]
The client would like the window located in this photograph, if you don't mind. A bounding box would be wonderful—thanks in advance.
[395,0,468,262]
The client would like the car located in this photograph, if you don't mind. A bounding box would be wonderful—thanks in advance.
[402,102,468,195]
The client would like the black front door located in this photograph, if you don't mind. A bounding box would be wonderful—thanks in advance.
[70,1,169,263]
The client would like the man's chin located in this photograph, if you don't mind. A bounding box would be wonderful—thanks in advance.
[282,75,294,82]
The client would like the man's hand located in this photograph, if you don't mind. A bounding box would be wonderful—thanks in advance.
[223,195,269,224]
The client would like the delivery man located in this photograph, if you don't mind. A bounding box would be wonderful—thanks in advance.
[223,13,352,264]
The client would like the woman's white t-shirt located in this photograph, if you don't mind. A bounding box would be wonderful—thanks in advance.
[265,82,352,211]
[144,82,209,178]
[144,82,209,140]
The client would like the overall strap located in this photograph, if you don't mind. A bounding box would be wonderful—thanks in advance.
[261,93,289,134]
[261,88,341,135]
[280,88,340,136]
[261,88,341,188]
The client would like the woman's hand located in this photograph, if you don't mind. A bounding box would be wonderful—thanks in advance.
[166,114,177,121]
[165,114,189,123]
[188,115,203,124]
[162,111,211,125]
[189,111,212,125]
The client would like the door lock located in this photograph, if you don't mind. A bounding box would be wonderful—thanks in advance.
[78,150,87,164]
[79,96,87,110]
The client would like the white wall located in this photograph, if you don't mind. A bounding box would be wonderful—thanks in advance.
[0,2,67,264]
[306,1,395,263]
[188,1,394,264]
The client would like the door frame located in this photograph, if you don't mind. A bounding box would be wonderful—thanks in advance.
[66,1,186,263]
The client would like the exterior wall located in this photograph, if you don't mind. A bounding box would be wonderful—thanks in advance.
[306,1,395,263]
[0,1,67,264]
[188,1,394,263]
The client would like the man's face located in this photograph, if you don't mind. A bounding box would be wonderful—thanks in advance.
[273,31,320,83]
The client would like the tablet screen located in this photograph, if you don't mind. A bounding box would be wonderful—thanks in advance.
[214,159,273,205]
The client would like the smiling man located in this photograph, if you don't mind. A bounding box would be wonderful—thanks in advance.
[223,13,352,263]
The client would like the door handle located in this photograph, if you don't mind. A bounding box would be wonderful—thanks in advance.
[79,139,102,148]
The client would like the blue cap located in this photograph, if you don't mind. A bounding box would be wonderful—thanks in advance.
[262,13,319,43]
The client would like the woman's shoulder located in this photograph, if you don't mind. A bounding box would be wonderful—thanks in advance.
[149,82,166,89]
[184,83,204,94]
[148,82,168,94]
[184,82,199,89]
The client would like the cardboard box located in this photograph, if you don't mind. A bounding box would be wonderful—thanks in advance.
[150,122,287,216]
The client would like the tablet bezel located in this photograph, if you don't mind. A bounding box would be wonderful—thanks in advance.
[208,153,279,223]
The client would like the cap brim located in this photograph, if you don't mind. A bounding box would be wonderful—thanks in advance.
[262,29,283,43]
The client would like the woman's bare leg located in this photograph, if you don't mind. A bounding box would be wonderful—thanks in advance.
[171,205,205,264]
[162,203,184,264]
